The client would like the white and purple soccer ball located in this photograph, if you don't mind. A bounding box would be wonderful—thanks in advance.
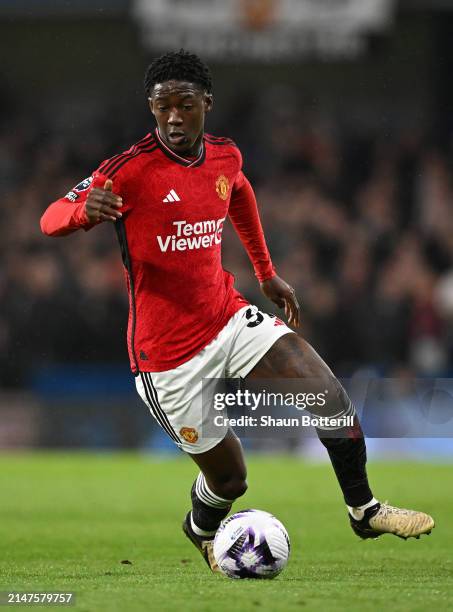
[213,509,290,579]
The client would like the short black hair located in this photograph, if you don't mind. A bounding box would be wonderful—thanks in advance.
[144,49,213,96]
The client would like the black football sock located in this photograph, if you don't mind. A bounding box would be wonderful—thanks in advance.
[190,473,233,537]
[317,423,374,508]
[315,382,374,508]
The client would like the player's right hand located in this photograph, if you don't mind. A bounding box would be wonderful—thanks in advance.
[85,179,123,223]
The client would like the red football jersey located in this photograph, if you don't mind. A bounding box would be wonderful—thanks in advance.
[41,129,276,372]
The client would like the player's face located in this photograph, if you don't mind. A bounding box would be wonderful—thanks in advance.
[149,80,213,156]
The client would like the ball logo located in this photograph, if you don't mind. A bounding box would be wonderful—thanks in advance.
[216,175,229,200]
[179,427,199,444]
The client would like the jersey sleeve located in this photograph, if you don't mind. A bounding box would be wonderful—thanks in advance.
[228,170,276,283]
[40,171,121,237]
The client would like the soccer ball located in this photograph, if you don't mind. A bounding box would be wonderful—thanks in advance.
[213,509,290,579]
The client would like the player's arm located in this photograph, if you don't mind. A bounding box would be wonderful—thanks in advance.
[228,172,300,327]
[40,175,122,237]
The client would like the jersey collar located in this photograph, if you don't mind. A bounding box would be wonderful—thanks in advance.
[154,128,205,168]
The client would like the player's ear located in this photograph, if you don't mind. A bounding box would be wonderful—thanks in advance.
[204,93,213,113]
[148,96,155,116]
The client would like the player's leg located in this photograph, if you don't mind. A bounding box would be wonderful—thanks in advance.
[247,332,434,539]
[182,429,247,571]
[134,317,252,572]
[189,428,247,505]
[136,367,246,571]
[247,333,373,510]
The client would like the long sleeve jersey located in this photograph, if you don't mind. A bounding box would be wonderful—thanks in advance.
[41,129,276,373]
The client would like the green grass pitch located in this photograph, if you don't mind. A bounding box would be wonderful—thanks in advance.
[0,453,451,611]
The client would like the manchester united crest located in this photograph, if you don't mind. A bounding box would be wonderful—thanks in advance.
[179,427,199,444]
[216,175,229,200]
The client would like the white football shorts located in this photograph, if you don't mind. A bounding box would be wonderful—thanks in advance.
[135,305,293,453]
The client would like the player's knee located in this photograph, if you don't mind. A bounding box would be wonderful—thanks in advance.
[213,476,248,501]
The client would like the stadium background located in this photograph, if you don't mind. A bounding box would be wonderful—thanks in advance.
[1,0,453,460]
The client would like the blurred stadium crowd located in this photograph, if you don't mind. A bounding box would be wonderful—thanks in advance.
[2,90,453,390]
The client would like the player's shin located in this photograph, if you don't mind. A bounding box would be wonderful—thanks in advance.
[190,473,233,536]
[315,381,375,509]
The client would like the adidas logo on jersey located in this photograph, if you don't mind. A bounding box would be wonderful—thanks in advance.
[163,189,181,203]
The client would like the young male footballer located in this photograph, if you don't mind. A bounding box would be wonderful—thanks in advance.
[41,50,434,572]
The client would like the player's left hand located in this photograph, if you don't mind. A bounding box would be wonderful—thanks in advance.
[260,275,300,327]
